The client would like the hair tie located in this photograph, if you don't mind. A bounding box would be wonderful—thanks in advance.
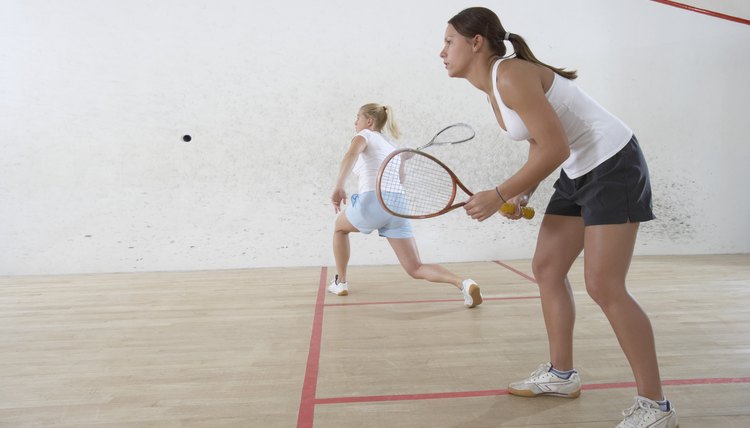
[504,32,511,41]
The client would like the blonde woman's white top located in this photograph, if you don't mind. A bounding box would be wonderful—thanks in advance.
[352,129,400,194]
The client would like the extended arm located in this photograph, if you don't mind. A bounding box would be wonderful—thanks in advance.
[331,135,367,213]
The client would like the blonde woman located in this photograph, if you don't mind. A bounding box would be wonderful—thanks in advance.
[329,103,482,308]
[440,7,676,428]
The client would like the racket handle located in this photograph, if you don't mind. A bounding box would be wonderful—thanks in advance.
[500,203,535,220]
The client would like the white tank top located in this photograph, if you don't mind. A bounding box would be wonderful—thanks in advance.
[491,58,633,178]
[352,129,400,193]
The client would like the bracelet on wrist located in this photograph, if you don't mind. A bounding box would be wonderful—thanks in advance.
[495,187,506,203]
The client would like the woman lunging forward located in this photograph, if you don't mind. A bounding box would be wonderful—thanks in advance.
[329,103,482,309]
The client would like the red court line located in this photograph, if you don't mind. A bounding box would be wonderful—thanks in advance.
[493,260,537,284]
[324,295,540,307]
[315,377,750,405]
[652,0,750,25]
[316,389,508,404]
[296,267,327,428]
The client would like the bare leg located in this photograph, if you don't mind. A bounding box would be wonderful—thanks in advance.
[332,212,359,282]
[531,215,585,371]
[584,223,664,400]
[387,237,462,289]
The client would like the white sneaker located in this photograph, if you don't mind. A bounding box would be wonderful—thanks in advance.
[617,396,678,428]
[327,275,348,296]
[508,362,581,398]
[461,279,482,308]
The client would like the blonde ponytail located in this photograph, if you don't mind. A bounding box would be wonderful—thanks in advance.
[359,103,401,139]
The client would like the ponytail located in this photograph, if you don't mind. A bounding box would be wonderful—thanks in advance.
[507,33,577,80]
[449,7,578,80]
[359,103,401,139]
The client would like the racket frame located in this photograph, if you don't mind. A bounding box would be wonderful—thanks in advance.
[416,122,476,150]
[376,123,535,220]
[376,148,475,219]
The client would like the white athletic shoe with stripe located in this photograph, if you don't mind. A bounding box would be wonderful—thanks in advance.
[508,362,581,398]
[617,396,678,428]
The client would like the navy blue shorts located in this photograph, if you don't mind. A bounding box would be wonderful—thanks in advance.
[545,135,655,226]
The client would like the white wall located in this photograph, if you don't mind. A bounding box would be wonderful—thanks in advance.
[1,0,749,275]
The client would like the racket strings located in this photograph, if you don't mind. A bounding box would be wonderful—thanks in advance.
[380,152,455,217]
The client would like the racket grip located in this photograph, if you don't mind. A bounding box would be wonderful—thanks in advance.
[500,203,535,220]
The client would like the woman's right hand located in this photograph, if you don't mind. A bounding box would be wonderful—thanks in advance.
[331,187,347,213]
[464,189,504,222]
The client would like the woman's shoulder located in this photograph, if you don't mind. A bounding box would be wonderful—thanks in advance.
[497,58,549,90]
[357,129,385,140]
[354,129,377,146]
[497,57,543,77]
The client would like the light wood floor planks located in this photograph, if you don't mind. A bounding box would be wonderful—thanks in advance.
[1,255,748,427]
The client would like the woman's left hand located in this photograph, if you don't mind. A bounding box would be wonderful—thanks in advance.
[331,187,347,213]
[499,193,531,220]
[464,189,504,222]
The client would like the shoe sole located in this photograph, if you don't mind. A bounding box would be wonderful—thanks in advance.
[507,387,581,399]
[468,284,482,308]
[327,289,348,296]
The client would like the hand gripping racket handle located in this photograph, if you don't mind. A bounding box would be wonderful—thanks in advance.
[500,203,535,220]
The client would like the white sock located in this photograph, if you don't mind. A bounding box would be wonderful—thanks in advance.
[655,398,670,412]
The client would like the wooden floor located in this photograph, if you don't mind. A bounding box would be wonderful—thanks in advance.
[1,255,749,427]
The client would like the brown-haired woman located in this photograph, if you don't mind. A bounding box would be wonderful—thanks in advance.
[440,7,676,428]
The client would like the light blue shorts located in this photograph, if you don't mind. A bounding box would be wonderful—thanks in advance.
[345,191,413,239]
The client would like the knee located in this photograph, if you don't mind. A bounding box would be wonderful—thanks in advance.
[531,254,561,287]
[333,226,350,236]
[584,272,624,310]
[403,263,422,279]
[530,256,545,283]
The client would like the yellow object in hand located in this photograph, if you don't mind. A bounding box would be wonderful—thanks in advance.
[500,203,535,220]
